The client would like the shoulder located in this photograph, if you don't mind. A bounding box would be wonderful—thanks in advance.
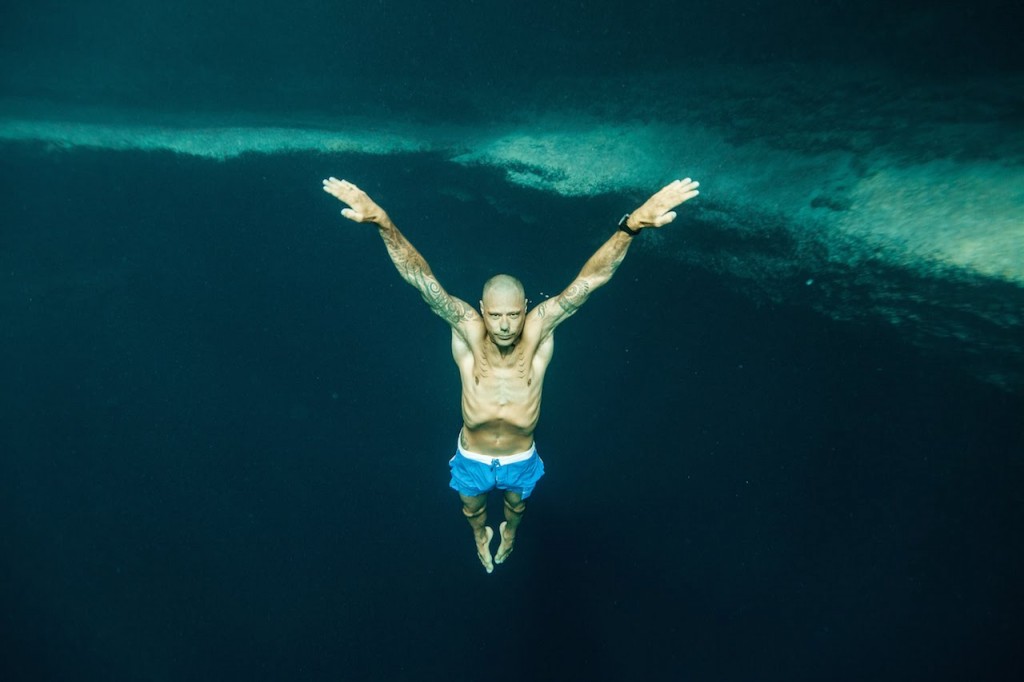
[527,299,563,342]
[451,314,485,359]
[529,299,554,322]
[523,312,555,358]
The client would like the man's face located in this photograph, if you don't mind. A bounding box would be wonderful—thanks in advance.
[480,288,526,348]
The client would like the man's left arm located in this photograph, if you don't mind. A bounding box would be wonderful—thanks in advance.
[532,178,700,336]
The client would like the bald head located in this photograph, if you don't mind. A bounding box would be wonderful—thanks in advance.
[481,274,525,304]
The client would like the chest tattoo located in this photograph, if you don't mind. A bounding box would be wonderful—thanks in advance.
[473,345,533,386]
[516,347,530,383]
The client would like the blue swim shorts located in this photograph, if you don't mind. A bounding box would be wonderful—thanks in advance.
[448,436,545,499]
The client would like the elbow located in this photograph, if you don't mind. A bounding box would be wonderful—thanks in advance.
[589,273,612,290]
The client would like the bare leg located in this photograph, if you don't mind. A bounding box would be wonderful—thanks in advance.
[495,491,526,564]
[459,493,493,573]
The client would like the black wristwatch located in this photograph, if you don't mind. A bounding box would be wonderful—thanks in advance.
[618,213,641,237]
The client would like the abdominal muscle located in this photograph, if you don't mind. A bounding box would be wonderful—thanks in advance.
[459,370,542,456]
[452,323,552,456]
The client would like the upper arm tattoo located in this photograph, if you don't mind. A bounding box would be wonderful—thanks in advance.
[536,231,630,332]
[422,279,477,326]
[557,279,591,317]
[536,278,592,334]
[378,224,476,326]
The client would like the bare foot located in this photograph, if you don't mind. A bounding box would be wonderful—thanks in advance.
[495,521,515,565]
[475,527,494,573]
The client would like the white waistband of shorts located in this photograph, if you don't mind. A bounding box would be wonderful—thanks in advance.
[457,436,536,465]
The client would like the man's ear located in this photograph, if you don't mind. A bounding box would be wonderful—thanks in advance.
[479,300,485,314]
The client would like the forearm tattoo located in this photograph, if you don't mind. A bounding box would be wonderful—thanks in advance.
[379,225,475,325]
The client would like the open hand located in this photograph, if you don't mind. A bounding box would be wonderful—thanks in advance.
[322,177,387,223]
[629,178,700,229]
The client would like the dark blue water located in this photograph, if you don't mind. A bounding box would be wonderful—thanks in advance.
[2,145,1022,681]
[2,2,1023,681]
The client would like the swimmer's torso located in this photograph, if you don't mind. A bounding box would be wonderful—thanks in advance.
[453,318,553,456]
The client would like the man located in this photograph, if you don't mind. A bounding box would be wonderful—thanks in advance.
[322,176,700,572]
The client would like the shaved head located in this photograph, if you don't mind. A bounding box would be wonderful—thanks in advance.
[480,274,527,349]
[481,274,525,303]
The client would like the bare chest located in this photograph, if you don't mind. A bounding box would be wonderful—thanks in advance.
[452,328,554,422]
[468,347,536,403]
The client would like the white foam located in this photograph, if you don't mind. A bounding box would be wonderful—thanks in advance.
[837,160,1024,281]
[452,120,706,195]
[0,112,437,160]
[1,88,1021,289]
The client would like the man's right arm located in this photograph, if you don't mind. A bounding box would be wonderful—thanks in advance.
[322,177,478,328]
[374,213,479,327]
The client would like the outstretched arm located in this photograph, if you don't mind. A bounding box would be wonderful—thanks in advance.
[533,178,700,336]
[322,177,478,329]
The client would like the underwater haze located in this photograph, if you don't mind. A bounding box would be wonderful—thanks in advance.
[2,1,1023,681]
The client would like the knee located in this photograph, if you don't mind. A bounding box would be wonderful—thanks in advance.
[503,497,527,515]
[462,502,486,519]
